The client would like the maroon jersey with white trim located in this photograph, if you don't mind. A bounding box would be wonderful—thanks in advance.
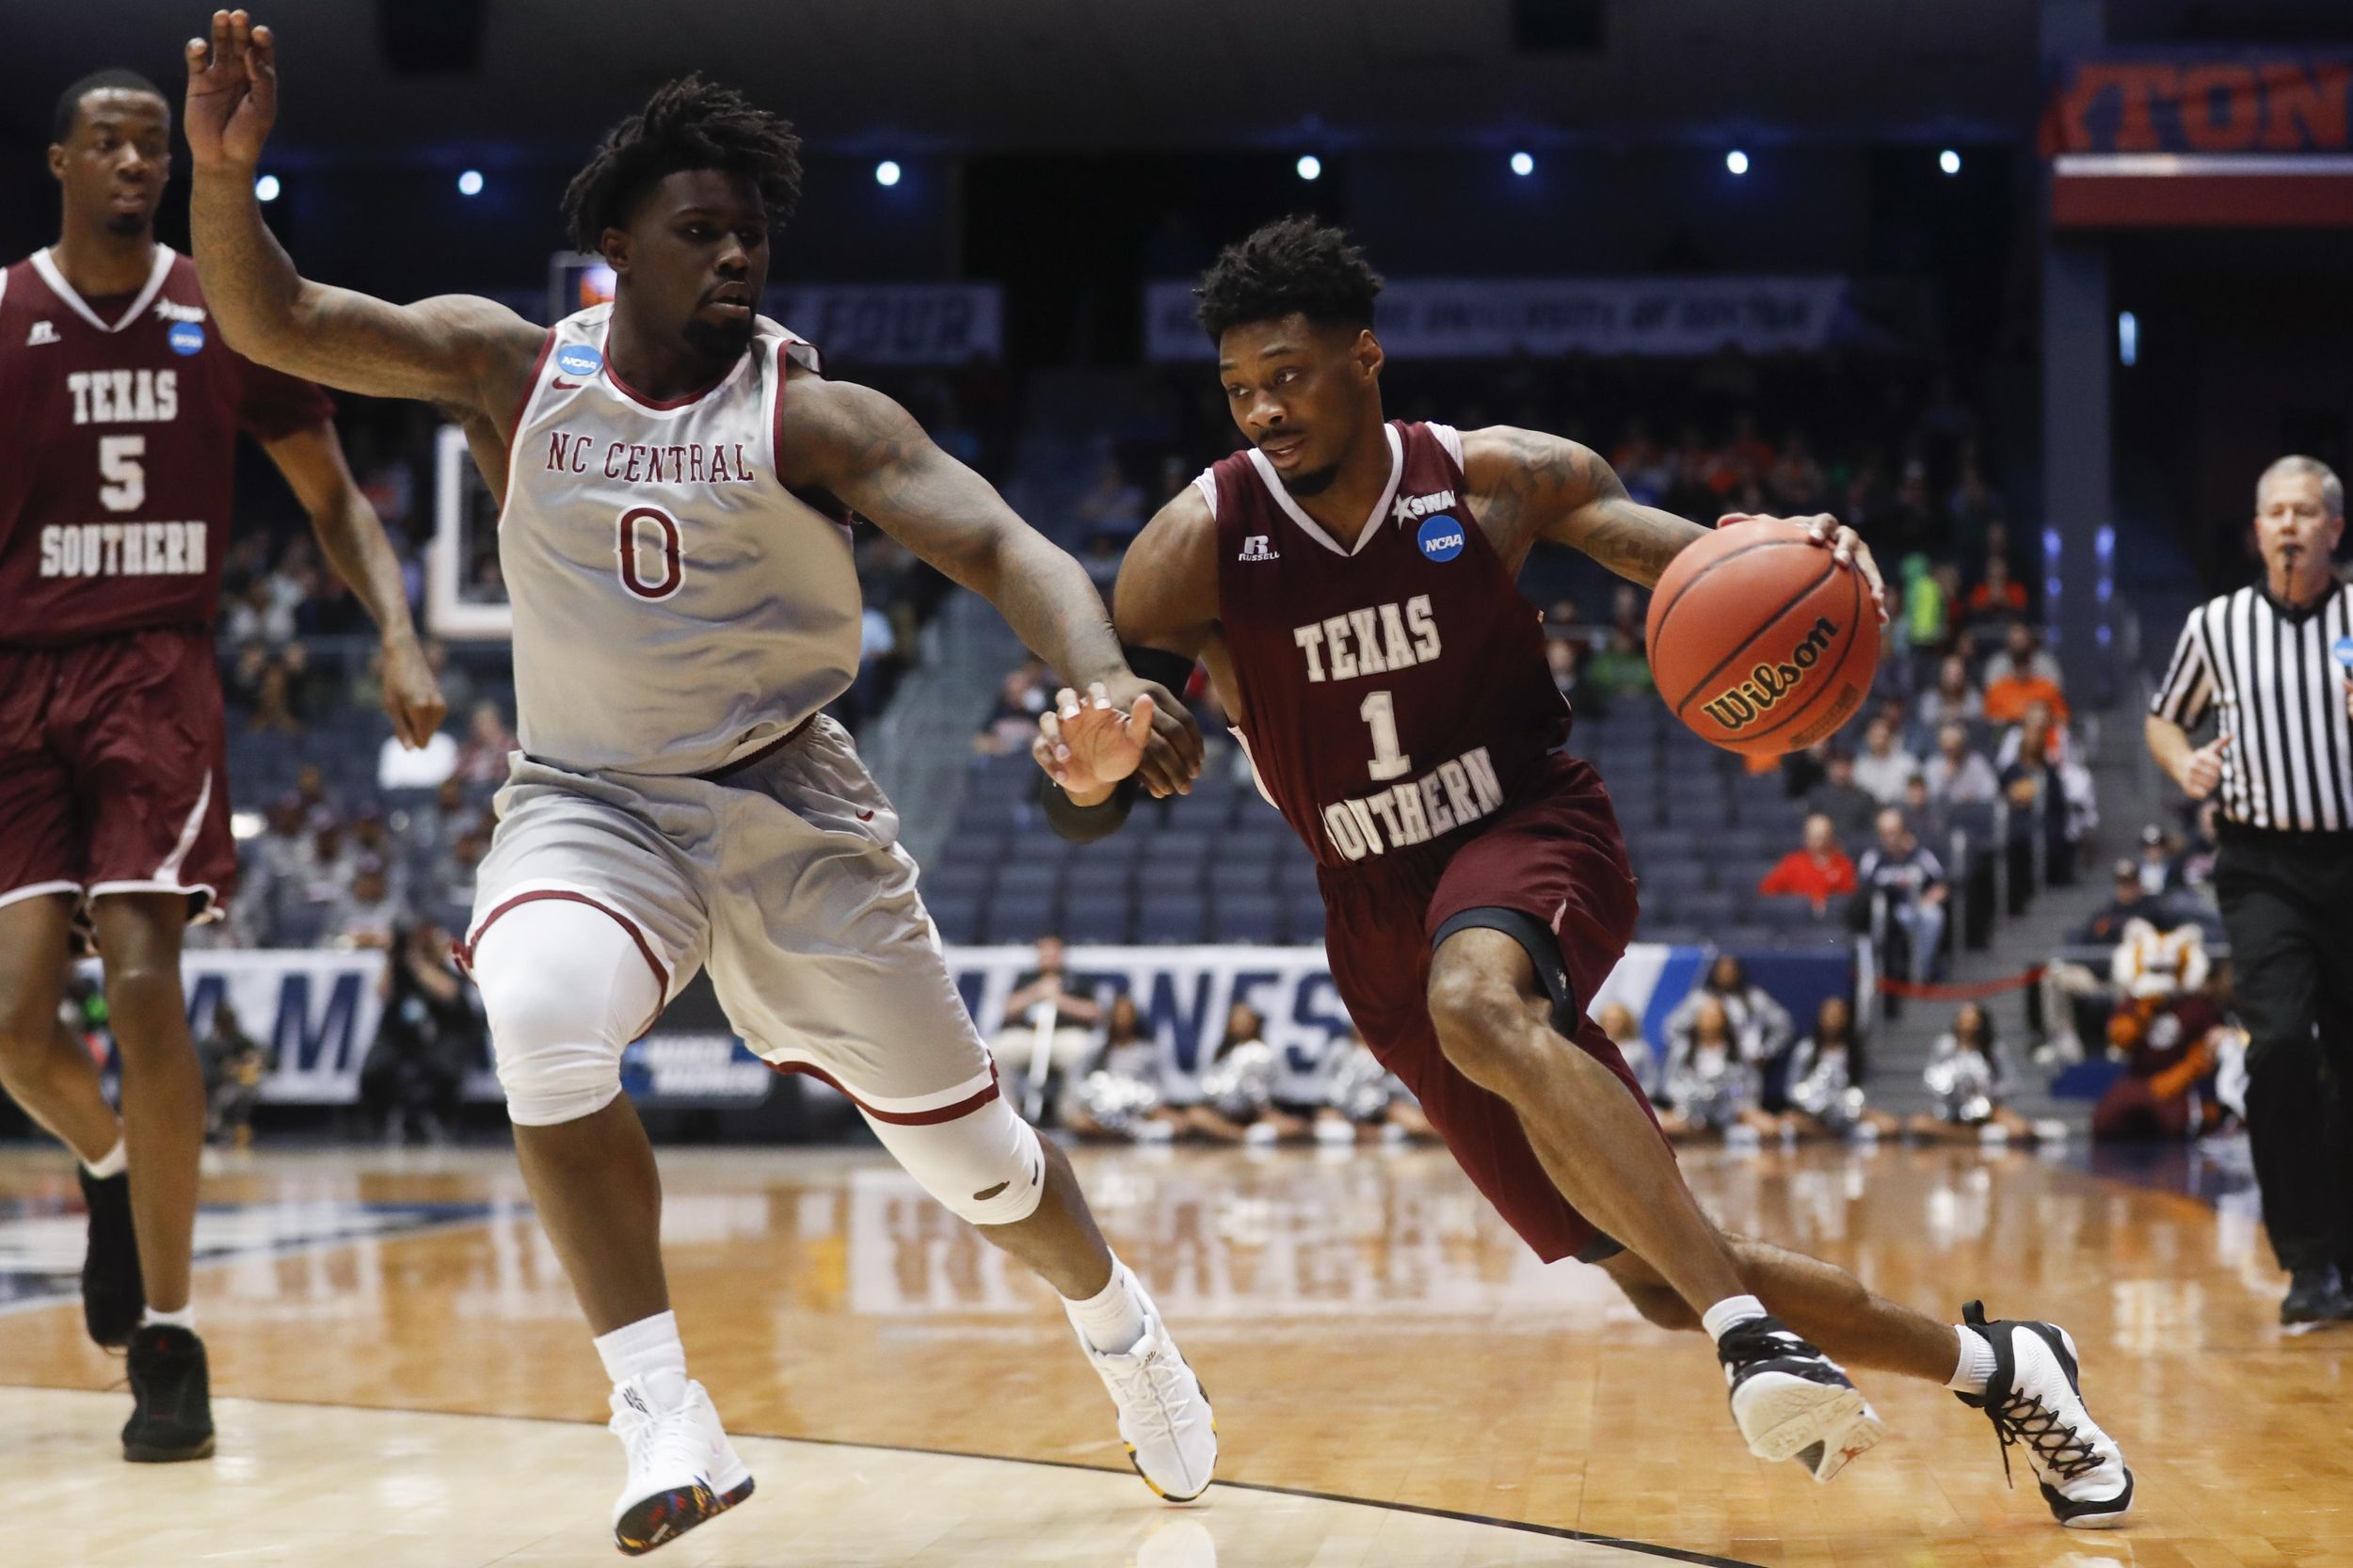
[1209,420,1570,871]
[0,246,332,646]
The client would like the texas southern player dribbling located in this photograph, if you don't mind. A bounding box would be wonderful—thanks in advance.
[1037,218,2136,1528]
[185,11,1218,1554]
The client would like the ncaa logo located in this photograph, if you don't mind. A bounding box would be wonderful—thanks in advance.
[1416,514,1465,563]
[167,321,205,357]
[556,343,603,378]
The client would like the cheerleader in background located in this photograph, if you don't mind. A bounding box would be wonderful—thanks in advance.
[1180,1004,1312,1145]
[1907,1000,2041,1144]
[1658,996,1779,1144]
[1776,996,1899,1143]
[1060,994,1181,1143]
[1596,1000,1660,1101]
[1314,1027,1437,1144]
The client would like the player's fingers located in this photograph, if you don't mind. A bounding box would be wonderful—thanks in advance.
[1087,680,1112,712]
[249,24,278,93]
[1139,730,1191,794]
[1124,692,1157,746]
[1056,686,1080,720]
[2212,732,2233,753]
[1801,514,1839,545]
[1145,683,1205,776]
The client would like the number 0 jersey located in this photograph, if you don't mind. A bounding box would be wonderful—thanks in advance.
[499,305,861,777]
[1207,420,1572,872]
[0,246,332,647]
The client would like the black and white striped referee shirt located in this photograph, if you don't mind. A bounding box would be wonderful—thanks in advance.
[2152,581,2353,832]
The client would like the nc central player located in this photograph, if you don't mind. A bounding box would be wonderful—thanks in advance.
[1037,218,2135,1527]
[185,12,1213,1553]
[0,65,442,1464]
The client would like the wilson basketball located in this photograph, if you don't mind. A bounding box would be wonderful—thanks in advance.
[1644,518,1879,756]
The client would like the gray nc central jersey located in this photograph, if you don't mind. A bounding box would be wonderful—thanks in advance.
[499,306,859,776]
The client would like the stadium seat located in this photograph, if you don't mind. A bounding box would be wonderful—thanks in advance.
[1062,893,1131,943]
[923,892,984,944]
[1209,892,1281,944]
[1133,893,1207,946]
[1282,894,1327,944]
[923,863,991,899]
[991,862,1059,895]
[982,891,1057,944]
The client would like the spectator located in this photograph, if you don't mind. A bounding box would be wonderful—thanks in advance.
[221,575,296,646]
[196,1000,271,1149]
[1658,996,1775,1144]
[403,776,483,864]
[1546,635,1608,719]
[1913,655,1983,732]
[1997,704,2078,896]
[1922,721,2000,808]
[1180,1004,1309,1144]
[1896,553,1953,662]
[974,662,1051,756]
[2171,799,2221,892]
[1855,807,1947,985]
[1697,953,1794,1064]
[348,804,408,897]
[1805,747,1879,844]
[1071,454,1145,540]
[421,824,490,919]
[360,922,483,1146]
[1757,812,1858,916]
[1909,1001,2039,1144]
[1851,715,1921,807]
[1981,622,2062,687]
[2135,823,2176,896]
[455,700,520,787]
[1595,1000,1659,1099]
[1777,997,1897,1142]
[1964,554,2029,643]
[1061,994,1178,1142]
[1982,629,2070,726]
[1585,627,1654,702]
[325,856,406,951]
[1611,419,1671,504]
[294,809,358,908]
[246,655,305,736]
[1901,775,1949,855]
[992,935,1104,1096]
[1316,1027,1436,1144]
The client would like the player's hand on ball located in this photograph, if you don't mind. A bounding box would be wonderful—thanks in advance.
[1722,512,1888,624]
[1034,684,1163,803]
[380,636,448,750]
[184,9,279,171]
[2180,733,2230,800]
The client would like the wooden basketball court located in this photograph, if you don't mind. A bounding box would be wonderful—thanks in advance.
[3,1140,2345,1567]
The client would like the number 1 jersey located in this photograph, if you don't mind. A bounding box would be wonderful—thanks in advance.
[0,246,331,647]
[1207,420,1572,872]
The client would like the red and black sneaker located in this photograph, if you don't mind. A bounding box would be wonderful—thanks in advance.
[122,1323,216,1463]
[78,1165,143,1348]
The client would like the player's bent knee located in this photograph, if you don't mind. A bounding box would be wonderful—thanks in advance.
[1425,963,1531,1086]
[471,902,661,1128]
[870,1096,1047,1226]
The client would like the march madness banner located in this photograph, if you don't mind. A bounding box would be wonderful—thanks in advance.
[2045,52,2353,155]
[1144,277,1851,362]
[134,942,1850,1108]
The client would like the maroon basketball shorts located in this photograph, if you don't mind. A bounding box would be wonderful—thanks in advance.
[1319,752,1667,1265]
[0,626,236,933]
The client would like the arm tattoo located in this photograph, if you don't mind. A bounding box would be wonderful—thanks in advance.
[1474,426,1706,587]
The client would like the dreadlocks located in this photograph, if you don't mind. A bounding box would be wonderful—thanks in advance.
[560,75,802,253]
[1193,216,1384,343]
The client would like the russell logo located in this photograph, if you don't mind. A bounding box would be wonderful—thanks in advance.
[1700,615,1840,731]
[167,321,205,357]
[555,343,603,378]
[1416,513,1465,563]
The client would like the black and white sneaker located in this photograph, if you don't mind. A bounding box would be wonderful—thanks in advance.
[1953,1302,2132,1528]
[1719,1316,1886,1481]
[79,1166,143,1349]
[2280,1267,2350,1328]
[121,1324,216,1463]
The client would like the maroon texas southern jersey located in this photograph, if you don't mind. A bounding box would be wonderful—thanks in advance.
[1208,420,1571,871]
[0,246,332,646]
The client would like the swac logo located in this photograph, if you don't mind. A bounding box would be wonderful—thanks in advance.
[1700,615,1839,731]
[555,344,603,378]
[1416,514,1465,563]
[152,298,207,325]
[168,321,205,356]
[1393,488,1457,524]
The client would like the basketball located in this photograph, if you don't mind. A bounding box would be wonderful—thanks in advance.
[1645,518,1880,756]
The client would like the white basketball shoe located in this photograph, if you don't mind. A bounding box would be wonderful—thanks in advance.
[1718,1315,1888,1482]
[1953,1302,2134,1528]
[606,1375,755,1556]
[1070,1271,1218,1501]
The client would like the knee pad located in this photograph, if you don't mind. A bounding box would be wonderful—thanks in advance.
[470,898,662,1127]
[867,1095,1047,1226]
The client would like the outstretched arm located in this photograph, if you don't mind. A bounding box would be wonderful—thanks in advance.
[263,424,446,748]
[777,372,1201,792]
[184,12,540,420]
[1460,426,1886,615]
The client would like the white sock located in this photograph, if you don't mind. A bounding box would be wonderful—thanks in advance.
[1947,1324,1997,1394]
[1064,1260,1150,1355]
[83,1138,127,1179]
[594,1310,689,1411]
[142,1304,194,1331]
[1701,1294,1770,1343]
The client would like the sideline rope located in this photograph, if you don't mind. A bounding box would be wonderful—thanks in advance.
[1875,966,2047,1001]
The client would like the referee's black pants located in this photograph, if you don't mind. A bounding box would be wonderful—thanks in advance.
[2216,825,2353,1276]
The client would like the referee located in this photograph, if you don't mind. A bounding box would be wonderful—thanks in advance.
[2147,456,2353,1325]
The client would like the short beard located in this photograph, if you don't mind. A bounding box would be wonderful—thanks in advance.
[1281,462,1341,498]
[681,313,754,365]
[104,212,148,238]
